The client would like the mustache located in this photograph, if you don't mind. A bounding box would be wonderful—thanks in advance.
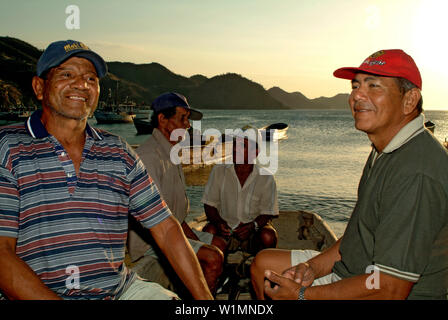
[353,101,375,111]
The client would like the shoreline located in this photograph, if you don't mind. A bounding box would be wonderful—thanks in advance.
[183,163,214,186]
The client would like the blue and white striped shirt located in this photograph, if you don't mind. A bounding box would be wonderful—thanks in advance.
[0,110,172,299]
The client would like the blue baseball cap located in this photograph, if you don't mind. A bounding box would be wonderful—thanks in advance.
[36,40,107,78]
[151,92,203,120]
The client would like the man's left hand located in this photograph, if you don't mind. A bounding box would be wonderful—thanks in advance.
[264,270,301,300]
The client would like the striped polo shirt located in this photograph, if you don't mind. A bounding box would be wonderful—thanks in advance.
[0,110,172,299]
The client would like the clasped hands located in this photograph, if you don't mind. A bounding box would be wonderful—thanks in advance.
[217,221,255,241]
[264,262,315,300]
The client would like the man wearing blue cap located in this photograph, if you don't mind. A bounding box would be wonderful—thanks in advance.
[128,92,226,296]
[0,40,212,300]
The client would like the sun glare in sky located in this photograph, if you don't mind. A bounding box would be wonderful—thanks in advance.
[0,0,447,110]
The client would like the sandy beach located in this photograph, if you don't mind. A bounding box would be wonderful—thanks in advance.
[182,164,214,186]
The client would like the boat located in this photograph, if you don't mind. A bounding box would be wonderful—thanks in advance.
[133,107,151,118]
[242,123,289,141]
[423,120,447,150]
[181,135,233,186]
[0,110,30,124]
[130,129,232,186]
[259,122,289,141]
[124,209,337,300]
[424,120,435,134]
[94,86,137,124]
[187,210,337,300]
[94,109,135,124]
[133,117,154,135]
[0,106,33,125]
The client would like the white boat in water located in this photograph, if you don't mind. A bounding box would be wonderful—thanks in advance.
[259,122,289,141]
[242,123,289,142]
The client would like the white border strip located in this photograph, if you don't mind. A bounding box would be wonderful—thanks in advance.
[375,263,420,282]
[27,117,36,138]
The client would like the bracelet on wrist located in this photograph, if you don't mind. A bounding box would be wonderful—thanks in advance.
[298,286,307,300]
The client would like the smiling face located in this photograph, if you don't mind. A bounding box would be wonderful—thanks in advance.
[33,56,100,121]
[349,73,407,149]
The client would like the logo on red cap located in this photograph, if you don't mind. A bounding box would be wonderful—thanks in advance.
[361,50,387,67]
[369,50,385,58]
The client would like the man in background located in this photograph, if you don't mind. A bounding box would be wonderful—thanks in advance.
[202,129,279,256]
[128,92,225,296]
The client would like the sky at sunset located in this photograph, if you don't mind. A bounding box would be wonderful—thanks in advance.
[1,0,447,110]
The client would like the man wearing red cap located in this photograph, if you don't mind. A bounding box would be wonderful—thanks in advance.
[251,49,448,300]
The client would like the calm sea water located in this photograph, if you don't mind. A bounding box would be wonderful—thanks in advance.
[89,109,448,237]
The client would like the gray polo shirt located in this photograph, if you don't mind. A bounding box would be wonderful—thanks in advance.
[333,115,448,299]
[135,128,189,222]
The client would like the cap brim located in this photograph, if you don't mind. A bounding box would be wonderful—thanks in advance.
[38,50,107,78]
[333,67,360,80]
[189,108,203,120]
[333,66,398,81]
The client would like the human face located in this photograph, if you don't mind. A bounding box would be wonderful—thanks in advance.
[163,107,191,144]
[349,73,405,144]
[232,138,258,164]
[34,57,100,120]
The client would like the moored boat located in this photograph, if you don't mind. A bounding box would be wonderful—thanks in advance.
[95,85,137,124]
[187,210,337,300]
[0,110,31,124]
[94,109,135,124]
[133,117,154,134]
[242,123,289,141]
[423,120,447,149]
[424,120,435,133]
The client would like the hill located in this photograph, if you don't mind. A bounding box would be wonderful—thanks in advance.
[101,63,285,108]
[267,86,349,109]
[0,36,42,109]
[0,36,349,110]
[188,73,285,109]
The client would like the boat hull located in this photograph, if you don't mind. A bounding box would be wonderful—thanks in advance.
[133,117,154,134]
[259,123,289,141]
[94,111,135,124]
[186,210,337,300]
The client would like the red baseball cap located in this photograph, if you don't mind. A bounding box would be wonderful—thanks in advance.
[333,49,422,89]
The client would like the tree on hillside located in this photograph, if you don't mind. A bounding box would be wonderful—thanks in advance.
[0,80,22,110]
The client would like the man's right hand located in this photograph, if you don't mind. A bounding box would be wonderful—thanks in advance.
[217,222,232,238]
[282,262,316,287]
[0,236,61,300]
